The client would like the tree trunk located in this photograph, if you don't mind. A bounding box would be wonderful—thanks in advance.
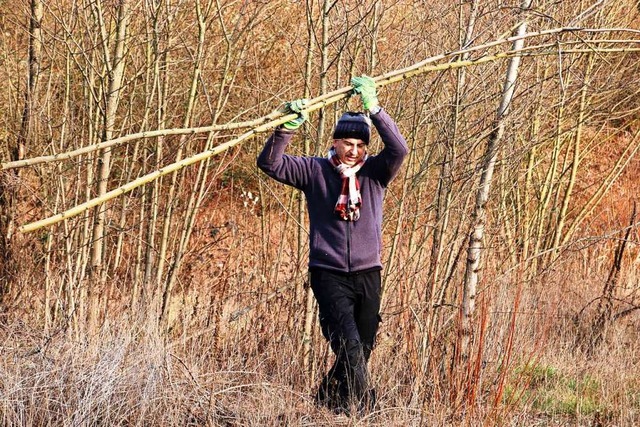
[158,0,208,323]
[457,0,532,375]
[0,0,43,316]
[88,0,131,332]
[300,0,318,378]
[587,203,636,353]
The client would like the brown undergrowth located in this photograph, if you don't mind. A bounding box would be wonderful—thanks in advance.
[1,203,638,426]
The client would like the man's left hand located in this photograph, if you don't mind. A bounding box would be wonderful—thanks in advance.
[351,75,379,111]
[280,99,308,130]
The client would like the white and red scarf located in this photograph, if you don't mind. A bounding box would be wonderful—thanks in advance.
[328,147,367,221]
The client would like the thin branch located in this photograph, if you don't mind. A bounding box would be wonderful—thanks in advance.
[16,30,640,232]
[4,29,640,171]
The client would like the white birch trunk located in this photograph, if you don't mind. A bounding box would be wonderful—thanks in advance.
[459,0,532,362]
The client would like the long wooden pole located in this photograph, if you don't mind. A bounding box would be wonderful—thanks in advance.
[17,38,640,233]
[4,30,639,171]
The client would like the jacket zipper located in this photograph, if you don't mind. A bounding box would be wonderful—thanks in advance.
[346,221,351,272]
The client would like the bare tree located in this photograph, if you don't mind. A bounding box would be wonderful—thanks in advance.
[0,0,43,315]
[456,0,533,380]
[87,0,131,332]
[587,204,636,352]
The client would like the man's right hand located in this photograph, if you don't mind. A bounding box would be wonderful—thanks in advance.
[280,99,308,130]
[351,75,379,111]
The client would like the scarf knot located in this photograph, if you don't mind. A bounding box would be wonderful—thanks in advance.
[328,147,367,221]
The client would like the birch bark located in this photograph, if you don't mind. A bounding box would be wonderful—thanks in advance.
[459,0,533,363]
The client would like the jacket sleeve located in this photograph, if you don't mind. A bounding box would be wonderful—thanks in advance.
[257,128,313,190]
[367,108,409,186]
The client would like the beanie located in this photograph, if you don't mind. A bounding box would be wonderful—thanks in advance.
[332,112,372,144]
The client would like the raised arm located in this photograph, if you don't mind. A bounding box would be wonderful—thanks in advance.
[351,75,409,186]
[257,99,314,190]
[367,109,409,186]
[257,129,313,190]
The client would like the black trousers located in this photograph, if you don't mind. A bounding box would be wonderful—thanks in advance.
[310,268,381,410]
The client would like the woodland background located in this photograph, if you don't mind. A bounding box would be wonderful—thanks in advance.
[1,0,639,425]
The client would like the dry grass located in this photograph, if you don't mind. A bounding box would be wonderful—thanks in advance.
[1,255,639,426]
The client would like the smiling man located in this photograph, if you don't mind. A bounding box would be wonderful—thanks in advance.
[334,137,366,166]
[257,76,408,415]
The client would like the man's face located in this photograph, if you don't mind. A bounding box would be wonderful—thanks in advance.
[332,138,367,166]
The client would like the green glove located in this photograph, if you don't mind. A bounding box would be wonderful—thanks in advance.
[280,99,308,130]
[351,75,379,111]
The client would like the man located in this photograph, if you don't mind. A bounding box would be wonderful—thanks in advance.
[257,75,408,414]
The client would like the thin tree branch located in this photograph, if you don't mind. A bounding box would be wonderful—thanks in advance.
[16,30,640,233]
[4,29,640,171]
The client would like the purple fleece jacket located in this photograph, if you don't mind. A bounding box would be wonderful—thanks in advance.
[257,109,409,273]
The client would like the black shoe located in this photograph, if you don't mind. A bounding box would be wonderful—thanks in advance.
[315,377,341,409]
[358,388,377,415]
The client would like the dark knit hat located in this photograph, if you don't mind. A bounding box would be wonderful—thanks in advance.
[332,112,372,144]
